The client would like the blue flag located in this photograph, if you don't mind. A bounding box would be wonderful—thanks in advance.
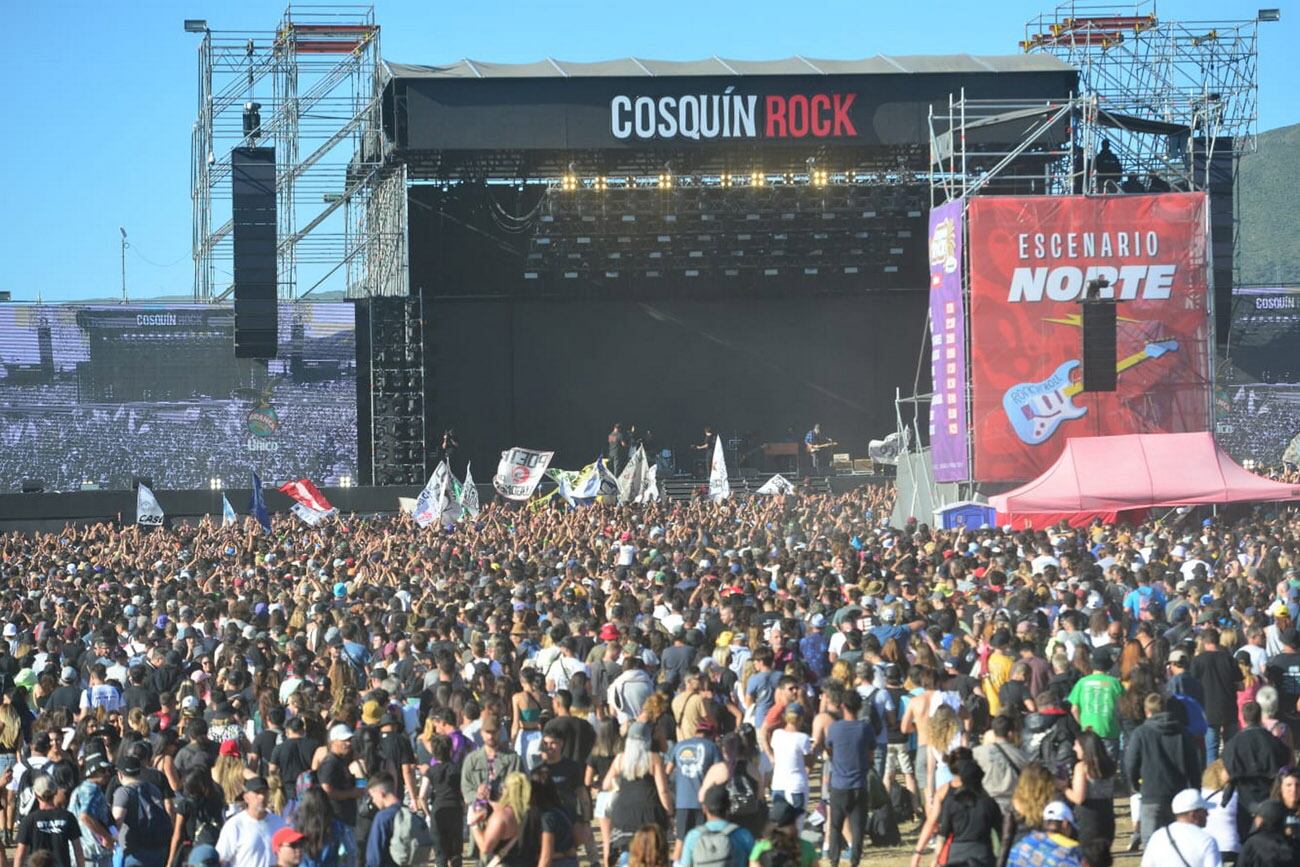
[249,471,272,534]
[221,493,237,527]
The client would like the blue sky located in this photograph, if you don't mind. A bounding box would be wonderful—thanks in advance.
[1,0,1294,302]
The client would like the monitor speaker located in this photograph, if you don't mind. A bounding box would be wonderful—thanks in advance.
[232,147,278,358]
[1081,301,1118,392]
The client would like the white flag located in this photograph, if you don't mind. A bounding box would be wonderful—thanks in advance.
[756,473,796,495]
[617,445,649,504]
[493,447,554,500]
[637,464,659,503]
[709,436,730,502]
[291,502,333,526]
[398,496,419,514]
[221,493,237,527]
[868,430,909,466]
[136,483,164,526]
[414,461,451,528]
[459,463,480,518]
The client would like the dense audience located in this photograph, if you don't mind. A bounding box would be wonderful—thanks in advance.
[0,482,1298,867]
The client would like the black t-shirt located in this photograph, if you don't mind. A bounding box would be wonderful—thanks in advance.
[251,728,282,775]
[1190,649,1241,726]
[270,737,318,797]
[122,685,160,715]
[998,681,1033,718]
[44,685,82,716]
[425,761,463,812]
[174,741,214,780]
[377,733,416,797]
[17,808,80,867]
[1265,652,1300,717]
[541,757,585,821]
[317,754,358,825]
[543,716,596,765]
[659,645,694,688]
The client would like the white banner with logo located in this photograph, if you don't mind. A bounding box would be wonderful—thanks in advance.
[414,461,452,528]
[136,484,164,526]
[709,436,730,502]
[617,445,650,504]
[493,447,554,500]
[459,463,481,518]
[756,473,795,495]
[291,502,333,526]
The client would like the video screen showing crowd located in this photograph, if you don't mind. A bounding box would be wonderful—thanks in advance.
[0,304,357,492]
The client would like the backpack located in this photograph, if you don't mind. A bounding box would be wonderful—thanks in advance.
[692,822,739,867]
[725,770,761,819]
[123,781,171,850]
[14,763,47,825]
[859,687,886,740]
[184,798,222,847]
[294,768,318,802]
[889,783,916,824]
[1036,721,1076,780]
[867,803,902,846]
[389,806,435,866]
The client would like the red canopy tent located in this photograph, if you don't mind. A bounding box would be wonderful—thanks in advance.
[990,432,1300,530]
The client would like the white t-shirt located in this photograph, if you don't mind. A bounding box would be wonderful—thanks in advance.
[769,729,811,794]
[1200,787,1239,855]
[1140,822,1222,867]
[616,544,638,567]
[216,810,286,867]
[80,684,123,713]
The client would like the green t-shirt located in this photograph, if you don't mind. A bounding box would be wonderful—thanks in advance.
[1067,672,1124,739]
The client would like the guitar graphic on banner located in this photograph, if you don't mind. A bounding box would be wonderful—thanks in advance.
[1002,340,1180,445]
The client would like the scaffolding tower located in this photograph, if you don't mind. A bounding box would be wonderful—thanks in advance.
[190,5,401,302]
[1023,1,1260,187]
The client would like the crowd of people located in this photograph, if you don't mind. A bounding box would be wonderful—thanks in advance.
[0,481,1297,867]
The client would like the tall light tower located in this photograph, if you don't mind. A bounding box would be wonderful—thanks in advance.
[119,227,129,303]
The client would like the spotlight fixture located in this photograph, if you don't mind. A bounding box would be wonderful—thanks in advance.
[658,173,673,189]
[750,171,765,187]
[183,19,209,32]
[209,477,223,490]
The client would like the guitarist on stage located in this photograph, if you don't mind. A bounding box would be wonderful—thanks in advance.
[804,423,836,474]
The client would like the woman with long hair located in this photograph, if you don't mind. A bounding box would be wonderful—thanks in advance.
[1200,760,1239,862]
[926,703,963,806]
[526,768,579,867]
[604,734,672,858]
[168,769,226,867]
[697,727,767,837]
[586,718,623,867]
[0,693,24,844]
[1118,639,1145,684]
[912,759,1002,867]
[152,728,182,794]
[292,786,355,867]
[1063,730,1117,849]
[996,762,1056,867]
[1269,765,1300,818]
[1235,651,1260,728]
[511,670,546,772]
[467,771,530,867]
[212,741,253,808]
[626,825,670,867]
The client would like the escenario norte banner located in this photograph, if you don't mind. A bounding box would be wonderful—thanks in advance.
[968,193,1211,482]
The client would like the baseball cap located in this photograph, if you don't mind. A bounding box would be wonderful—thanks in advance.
[187,846,220,867]
[272,827,306,849]
[1171,788,1211,814]
[1250,799,1288,827]
[243,776,270,794]
[1042,801,1075,824]
[119,754,143,776]
[60,666,77,684]
[180,695,200,712]
[1168,648,1189,665]
[218,740,241,758]
[328,724,354,742]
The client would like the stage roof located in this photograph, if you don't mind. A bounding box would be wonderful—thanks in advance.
[383,54,1074,79]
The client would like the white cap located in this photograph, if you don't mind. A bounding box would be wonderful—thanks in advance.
[2,624,15,638]
[1042,801,1075,824]
[328,724,354,742]
[180,695,200,710]
[1171,789,1210,814]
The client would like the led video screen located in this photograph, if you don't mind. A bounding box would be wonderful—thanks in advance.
[0,303,356,492]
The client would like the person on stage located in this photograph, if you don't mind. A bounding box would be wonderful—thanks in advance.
[607,423,629,474]
[805,423,835,474]
[692,426,715,476]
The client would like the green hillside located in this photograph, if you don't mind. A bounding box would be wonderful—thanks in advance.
[1238,123,1300,285]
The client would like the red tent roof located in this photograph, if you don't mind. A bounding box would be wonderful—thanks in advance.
[989,432,1300,514]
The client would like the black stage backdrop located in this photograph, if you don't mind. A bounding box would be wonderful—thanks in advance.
[428,295,928,475]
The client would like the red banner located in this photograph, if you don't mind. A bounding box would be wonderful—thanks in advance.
[278,478,335,513]
[969,193,1211,482]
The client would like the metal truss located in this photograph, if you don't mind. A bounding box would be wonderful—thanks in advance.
[190,5,387,301]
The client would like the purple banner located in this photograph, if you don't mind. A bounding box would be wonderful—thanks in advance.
[928,198,969,481]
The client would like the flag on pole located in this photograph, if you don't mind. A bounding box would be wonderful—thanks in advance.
[756,473,796,495]
[493,447,554,500]
[221,493,237,526]
[709,436,730,502]
[249,471,272,534]
[459,463,480,517]
[136,483,164,526]
[278,479,335,514]
[413,461,451,528]
[637,464,659,503]
[617,445,650,504]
